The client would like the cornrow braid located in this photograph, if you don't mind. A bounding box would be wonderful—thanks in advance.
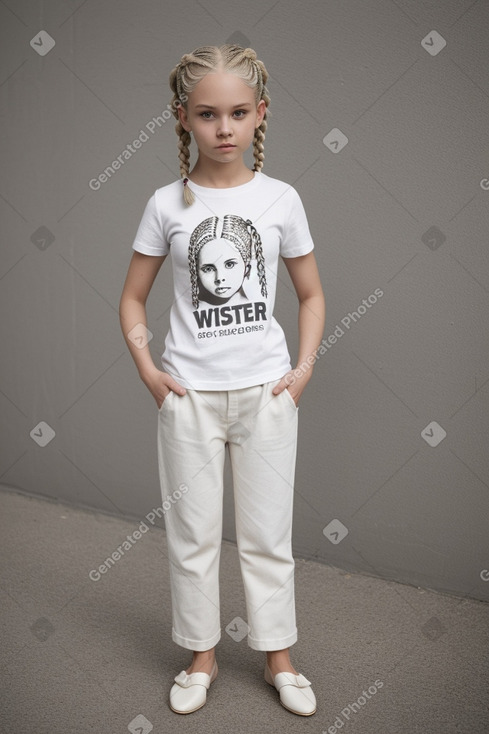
[219,215,267,298]
[169,45,271,205]
[241,50,270,173]
[188,216,219,308]
[188,214,267,309]
[169,56,198,206]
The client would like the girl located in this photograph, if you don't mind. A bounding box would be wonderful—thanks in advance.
[119,44,325,716]
[189,214,267,307]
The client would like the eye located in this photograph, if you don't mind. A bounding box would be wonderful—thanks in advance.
[200,264,215,273]
[199,111,214,119]
[233,110,247,118]
[224,259,239,269]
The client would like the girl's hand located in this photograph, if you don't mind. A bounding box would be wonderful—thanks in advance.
[140,366,186,409]
[272,367,312,406]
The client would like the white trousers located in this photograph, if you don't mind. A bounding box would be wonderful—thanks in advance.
[157,378,299,652]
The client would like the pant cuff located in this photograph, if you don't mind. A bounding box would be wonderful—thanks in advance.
[172,627,221,651]
[247,628,298,651]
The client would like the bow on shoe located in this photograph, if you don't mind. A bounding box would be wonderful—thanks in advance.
[276,672,312,689]
[169,667,216,715]
[173,670,211,689]
[264,664,317,715]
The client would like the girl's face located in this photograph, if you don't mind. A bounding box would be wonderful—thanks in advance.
[198,239,250,301]
[178,70,266,168]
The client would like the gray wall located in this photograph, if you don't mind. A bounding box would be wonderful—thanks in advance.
[1,0,488,602]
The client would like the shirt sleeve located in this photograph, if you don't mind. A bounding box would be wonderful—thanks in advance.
[131,191,169,256]
[280,187,315,258]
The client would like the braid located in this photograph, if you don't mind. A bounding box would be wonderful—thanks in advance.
[221,215,268,298]
[245,219,268,298]
[188,216,218,308]
[169,55,200,206]
[174,121,194,203]
[177,128,190,176]
[169,45,271,202]
[250,55,270,173]
[253,122,266,172]
[189,214,268,308]
[225,47,271,173]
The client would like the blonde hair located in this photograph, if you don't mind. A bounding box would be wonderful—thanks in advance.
[169,45,270,205]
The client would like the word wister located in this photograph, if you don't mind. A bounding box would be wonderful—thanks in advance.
[193,301,267,329]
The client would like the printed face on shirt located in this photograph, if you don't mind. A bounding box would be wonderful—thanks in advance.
[198,239,251,304]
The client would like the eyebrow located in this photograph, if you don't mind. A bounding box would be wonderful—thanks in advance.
[194,103,252,109]
[201,257,239,266]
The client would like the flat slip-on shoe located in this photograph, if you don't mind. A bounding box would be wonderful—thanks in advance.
[169,660,218,714]
[264,663,317,716]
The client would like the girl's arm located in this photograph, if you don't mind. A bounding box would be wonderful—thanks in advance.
[119,251,186,408]
[272,251,325,405]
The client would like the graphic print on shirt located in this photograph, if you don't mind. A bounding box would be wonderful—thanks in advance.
[188,215,268,339]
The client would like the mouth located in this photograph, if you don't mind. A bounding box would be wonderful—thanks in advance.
[215,287,230,294]
[216,144,236,149]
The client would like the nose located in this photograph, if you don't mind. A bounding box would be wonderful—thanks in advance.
[217,116,232,137]
[214,267,225,283]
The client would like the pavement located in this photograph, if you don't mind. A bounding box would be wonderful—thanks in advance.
[1,487,488,733]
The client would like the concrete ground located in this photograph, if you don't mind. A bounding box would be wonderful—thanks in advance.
[0,487,488,734]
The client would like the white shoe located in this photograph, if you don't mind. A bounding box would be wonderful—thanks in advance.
[265,663,317,715]
[169,660,218,714]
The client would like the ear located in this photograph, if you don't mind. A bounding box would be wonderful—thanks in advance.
[255,99,266,128]
[244,262,252,279]
[177,103,192,132]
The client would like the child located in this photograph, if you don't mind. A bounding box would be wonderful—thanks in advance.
[189,214,267,306]
[119,44,325,716]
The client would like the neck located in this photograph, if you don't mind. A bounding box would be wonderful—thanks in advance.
[188,156,255,188]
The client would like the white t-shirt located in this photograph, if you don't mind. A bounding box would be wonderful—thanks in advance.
[131,171,315,390]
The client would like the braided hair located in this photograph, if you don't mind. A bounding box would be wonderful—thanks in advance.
[188,215,268,308]
[169,45,270,206]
